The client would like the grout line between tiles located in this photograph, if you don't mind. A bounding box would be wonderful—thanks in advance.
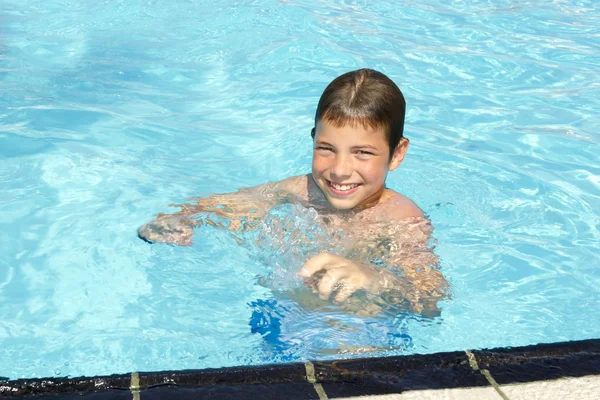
[465,350,510,400]
[130,371,141,400]
[305,361,329,400]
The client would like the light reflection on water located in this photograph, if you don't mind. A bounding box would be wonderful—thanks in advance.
[0,0,599,379]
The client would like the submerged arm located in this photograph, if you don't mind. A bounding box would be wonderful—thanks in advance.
[299,217,449,317]
[367,218,449,316]
[383,248,448,317]
[138,176,305,245]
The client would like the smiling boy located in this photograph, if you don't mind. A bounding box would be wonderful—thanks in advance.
[138,69,448,316]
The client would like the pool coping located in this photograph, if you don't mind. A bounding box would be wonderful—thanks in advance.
[1,338,599,399]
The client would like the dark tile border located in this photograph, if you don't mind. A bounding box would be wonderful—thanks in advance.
[473,339,600,385]
[138,363,307,387]
[0,374,131,398]
[0,390,134,400]
[1,338,599,398]
[313,350,489,398]
[139,382,321,400]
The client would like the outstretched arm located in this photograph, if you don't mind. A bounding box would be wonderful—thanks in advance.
[138,176,305,245]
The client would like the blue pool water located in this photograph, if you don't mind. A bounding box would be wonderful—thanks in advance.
[1,0,599,380]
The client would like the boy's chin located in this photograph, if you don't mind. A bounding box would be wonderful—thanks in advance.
[324,196,359,211]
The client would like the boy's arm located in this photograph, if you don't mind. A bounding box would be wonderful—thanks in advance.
[381,217,448,316]
[138,175,305,245]
[299,218,449,317]
[383,246,448,317]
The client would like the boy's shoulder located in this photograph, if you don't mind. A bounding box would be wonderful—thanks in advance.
[275,174,310,194]
[379,189,424,219]
[251,174,312,202]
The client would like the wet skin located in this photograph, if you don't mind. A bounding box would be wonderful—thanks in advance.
[138,122,447,316]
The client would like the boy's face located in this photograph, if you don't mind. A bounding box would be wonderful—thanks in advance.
[311,120,407,210]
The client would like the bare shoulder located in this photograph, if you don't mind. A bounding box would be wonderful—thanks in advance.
[272,174,310,198]
[381,189,424,219]
[234,174,311,203]
[276,174,309,191]
[235,174,307,195]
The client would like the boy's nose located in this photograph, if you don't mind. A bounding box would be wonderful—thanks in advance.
[331,154,353,179]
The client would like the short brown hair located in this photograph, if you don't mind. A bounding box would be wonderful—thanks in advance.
[311,69,406,158]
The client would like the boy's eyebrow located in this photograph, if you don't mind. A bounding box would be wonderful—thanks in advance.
[352,144,380,150]
[315,141,383,151]
[315,140,334,146]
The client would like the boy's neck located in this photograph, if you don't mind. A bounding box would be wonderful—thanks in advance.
[351,185,386,212]
[306,174,386,213]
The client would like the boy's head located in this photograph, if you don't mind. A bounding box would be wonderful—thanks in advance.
[310,69,409,210]
[311,68,406,159]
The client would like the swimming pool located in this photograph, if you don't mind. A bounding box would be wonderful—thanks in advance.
[1,0,598,381]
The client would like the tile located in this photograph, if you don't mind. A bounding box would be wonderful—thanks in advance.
[315,351,489,398]
[2,339,598,399]
[140,382,320,400]
[139,363,307,387]
[0,389,133,400]
[473,339,600,385]
[500,375,600,400]
[0,375,131,398]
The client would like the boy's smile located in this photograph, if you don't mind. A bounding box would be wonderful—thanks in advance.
[326,179,361,196]
[311,120,407,211]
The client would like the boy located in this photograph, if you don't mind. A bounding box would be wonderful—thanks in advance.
[138,69,448,316]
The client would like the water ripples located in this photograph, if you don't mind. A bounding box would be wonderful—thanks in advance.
[0,0,599,378]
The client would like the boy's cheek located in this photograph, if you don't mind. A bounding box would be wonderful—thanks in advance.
[362,163,389,183]
[311,156,326,170]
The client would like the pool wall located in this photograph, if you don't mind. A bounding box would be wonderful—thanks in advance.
[2,338,599,399]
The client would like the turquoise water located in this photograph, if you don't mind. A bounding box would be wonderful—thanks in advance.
[1,0,599,380]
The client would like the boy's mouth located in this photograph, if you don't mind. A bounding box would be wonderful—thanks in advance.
[326,179,361,196]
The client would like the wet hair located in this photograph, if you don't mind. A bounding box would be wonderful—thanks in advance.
[311,69,406,159]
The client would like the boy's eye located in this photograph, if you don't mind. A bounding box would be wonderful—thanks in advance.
[316,146,333,152]
[356,150,374,158]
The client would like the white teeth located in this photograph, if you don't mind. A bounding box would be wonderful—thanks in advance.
[330,182,358,191]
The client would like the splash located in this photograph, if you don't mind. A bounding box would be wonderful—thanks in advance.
[247,203,343,292]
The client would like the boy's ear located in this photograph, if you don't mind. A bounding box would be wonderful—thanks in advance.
[388,138,409,171]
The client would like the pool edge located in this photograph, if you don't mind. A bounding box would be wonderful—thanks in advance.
[1,338,599,399]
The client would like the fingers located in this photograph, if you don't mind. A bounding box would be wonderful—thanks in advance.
[315,267,346,300]
[300,254,367,302]
[300,254,383,303]
[137,224,155,243]
[333,285,355,303]
[137,218,193,245]
[313,272,359,303]
[299,253,344,278]
[308,267,361,303]
[298,253,332,278]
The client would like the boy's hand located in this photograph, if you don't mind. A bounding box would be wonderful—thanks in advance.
[299,253,399,303]
[137,216,194,246]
